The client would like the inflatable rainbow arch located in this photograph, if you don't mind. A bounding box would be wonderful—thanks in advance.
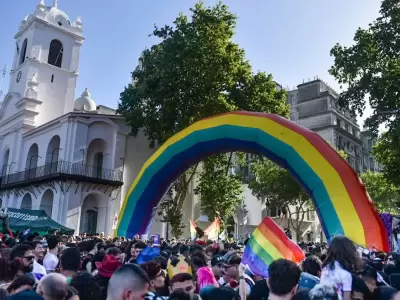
[115,111,389,251]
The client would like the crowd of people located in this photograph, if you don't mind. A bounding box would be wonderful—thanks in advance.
[0,232,399,300]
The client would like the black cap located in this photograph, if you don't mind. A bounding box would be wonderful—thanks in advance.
[211,255,224,266]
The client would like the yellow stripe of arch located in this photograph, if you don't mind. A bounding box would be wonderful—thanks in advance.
[119,114,365,244]
[252,229,284,261]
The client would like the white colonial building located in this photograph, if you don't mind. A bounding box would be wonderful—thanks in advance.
[0,1,173,236]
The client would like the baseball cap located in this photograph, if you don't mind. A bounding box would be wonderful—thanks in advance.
[211,255,223,267]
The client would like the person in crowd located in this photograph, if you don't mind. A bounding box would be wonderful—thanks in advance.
[27,240,46,280]
[94,254,122,300]
[309,284,338,300]
[9,244,35,279]
[6,274,35,295]
[169,289,192,300]
[359,265,378,294]
[43,235,60,273]
[170,273,200,300]
[0,257,13,288]
[190,251,218,291]
[59,247,81,284]
[220,251,254,293]
[140,261,168,300]
[267,259,301,300]
[248,278,269,300]
[106,247,124,263]
[210,255,223,282]
[126,241,146,264]
[351,275,371,300]
[299,255,322,289]
[70,272,101,300]
[107,264,150,300]
[37,273,69,300]
[320,236,360,300]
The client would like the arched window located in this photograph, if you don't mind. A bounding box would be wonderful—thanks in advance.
[48,39,63,68]
[19,39,28,65]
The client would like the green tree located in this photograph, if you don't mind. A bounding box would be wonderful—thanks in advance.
[329,0,400,185]
[360,171,400,214]
[194,153,245,222]
[118,2,288,236]
[248,146,347,241]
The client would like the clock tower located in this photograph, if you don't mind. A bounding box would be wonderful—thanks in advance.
[4,0,84,127]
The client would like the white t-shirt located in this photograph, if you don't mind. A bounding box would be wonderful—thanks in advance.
[320,261,352,300]
[43,252,59,273]
[33,260,46,277]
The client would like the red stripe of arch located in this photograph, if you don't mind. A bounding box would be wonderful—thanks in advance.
[226,111,387,251]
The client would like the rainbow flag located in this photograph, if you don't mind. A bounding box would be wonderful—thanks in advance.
[204,218,221,241]
[242,216,305,277]
[190,219,198,241]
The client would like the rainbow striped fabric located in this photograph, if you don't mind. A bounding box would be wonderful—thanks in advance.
[116,111,389,251]
[242,216,305,277]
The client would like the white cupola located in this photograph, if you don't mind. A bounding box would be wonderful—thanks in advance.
[74,88,97,112]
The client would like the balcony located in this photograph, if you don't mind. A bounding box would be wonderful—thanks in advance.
[0,161,123,190]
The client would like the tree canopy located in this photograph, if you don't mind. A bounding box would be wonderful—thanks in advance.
[118,2,288,236]
[360,171,400,214]
[329,0,400,186]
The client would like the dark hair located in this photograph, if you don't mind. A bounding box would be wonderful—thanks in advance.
[351,275,370,296]
[169,290,192,300]
[7,274,35,293]
[10,244,33,260]
[134,242,146,250]
[124,241,136,262]
[0,258,12,282]
[302,255,322,277]
[60,247,81,272]
[359,265,377,282]
[268,259,301,296]
[170,273,193,286]
[205,286,240,300]
[322,236,360,273]
[70,272,101,300]
[106,247,122,256]
[140,261,161,280]
[180,245,190,255]
[111,263,150,285]
[190,251,207,268]
[47,235,60,250]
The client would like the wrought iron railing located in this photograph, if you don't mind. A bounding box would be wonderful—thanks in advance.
[0,161,123,186]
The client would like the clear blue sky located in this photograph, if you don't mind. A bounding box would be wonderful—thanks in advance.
[0,0,380,124]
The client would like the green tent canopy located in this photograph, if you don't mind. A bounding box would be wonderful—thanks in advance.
[4,208,74,235]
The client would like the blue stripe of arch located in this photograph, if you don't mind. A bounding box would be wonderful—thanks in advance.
[119,126,343,239]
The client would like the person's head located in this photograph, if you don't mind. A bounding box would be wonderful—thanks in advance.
[140,261,165,292]
[302,255,322,278]
[106,247,123,263]
[107,264,150,300]
[7,274,35,295]
[221,251,241,281]
[386,253,400,266]
[210,255,223,280]
[170,273,196,298]
[268,259,301,298]
[60,247,81,274]
[30,240,44,259]
[190,251,208,273]
[37,273,69,300]
[131,242,146,260]
[309,284,338,300]
[47,235,60,252]
[359,265,377,293]
[70,272,101,300]
[96,254,122,278]
[180,245,190,257]
[169,289,192,300]
[10,244,34,274]
[323,236,360,273]
[351,275,371,300]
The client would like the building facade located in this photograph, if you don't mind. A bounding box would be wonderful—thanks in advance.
[0,1,179,237]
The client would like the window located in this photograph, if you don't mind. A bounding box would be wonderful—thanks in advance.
[19,39,28,65]
[48,39,63,68]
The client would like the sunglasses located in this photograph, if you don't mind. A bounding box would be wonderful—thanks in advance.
[24,256,35,261]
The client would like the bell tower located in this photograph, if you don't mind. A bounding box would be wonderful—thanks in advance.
[5,0,84,127]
